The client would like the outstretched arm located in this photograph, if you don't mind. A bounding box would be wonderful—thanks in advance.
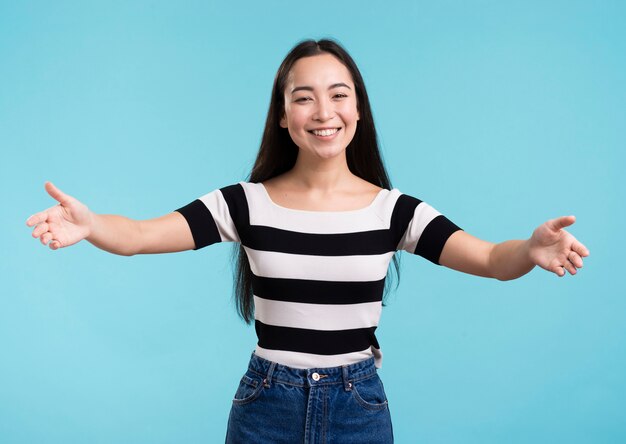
[26,182,195,255]
[438,216,590,280]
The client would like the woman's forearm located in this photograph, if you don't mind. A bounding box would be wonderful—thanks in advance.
[488,239,535,281]
[86,213,143,256]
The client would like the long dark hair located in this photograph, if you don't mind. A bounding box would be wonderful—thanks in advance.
[231,38,401,323]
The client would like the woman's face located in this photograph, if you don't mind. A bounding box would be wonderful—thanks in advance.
[280,53,359,161]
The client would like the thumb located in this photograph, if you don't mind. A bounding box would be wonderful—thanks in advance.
[45,181,72,205]
[548,215,576,232]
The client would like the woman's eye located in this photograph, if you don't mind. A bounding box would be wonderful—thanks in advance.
[333,93,348,99]
[295,97,312,103]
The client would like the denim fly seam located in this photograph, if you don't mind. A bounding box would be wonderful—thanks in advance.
[225,352,393,444]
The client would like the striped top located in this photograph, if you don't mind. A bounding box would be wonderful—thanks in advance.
[176,181,461,369]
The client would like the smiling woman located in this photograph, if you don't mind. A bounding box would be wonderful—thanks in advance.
[279,54,360,163]
[26,38,589,443]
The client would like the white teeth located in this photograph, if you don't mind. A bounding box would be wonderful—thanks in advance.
[311,128,339,137]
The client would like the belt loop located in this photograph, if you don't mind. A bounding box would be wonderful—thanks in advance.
[263,361,276,388]
[342,365,352,391]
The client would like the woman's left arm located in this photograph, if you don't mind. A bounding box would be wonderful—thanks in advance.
[438,216,590,280]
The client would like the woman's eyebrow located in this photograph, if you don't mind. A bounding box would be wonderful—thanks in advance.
[329,82,351,90]
[291,83,352,94]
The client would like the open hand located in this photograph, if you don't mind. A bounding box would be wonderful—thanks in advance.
[528,216,590,277]
[26,182,93,250]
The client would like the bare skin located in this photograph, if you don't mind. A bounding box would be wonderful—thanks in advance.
[262,174,382,212]
[25,182,194,256]
[26,53,590,279]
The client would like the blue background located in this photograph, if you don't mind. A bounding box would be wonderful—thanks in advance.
[2,1,624,442]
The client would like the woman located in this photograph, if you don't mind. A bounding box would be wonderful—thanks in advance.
[26,39,589,443]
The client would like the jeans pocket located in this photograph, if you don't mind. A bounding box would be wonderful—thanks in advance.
[351,374,389,411]
[232,373,264,405]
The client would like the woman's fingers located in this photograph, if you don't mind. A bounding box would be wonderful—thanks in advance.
[568,251,584,268]
[27,182,82,250]
[26,210,49,227]
[552,261,566,277]
[553,263,575,277]
[26,181,70,227]
[572,240,590,257]
[548,215,576,232]
[36,228,63,249]
[40,232,54,246]
[32,222,49,238]
[563,259,578,276]
[45,182,71,205]
[551,250,586,277]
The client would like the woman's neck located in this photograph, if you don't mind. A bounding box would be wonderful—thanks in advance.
[286,151,356,192]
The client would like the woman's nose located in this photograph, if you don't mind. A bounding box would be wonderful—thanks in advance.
[313,98,334,121]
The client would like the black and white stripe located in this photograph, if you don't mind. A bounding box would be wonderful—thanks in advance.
[176,181,461,369]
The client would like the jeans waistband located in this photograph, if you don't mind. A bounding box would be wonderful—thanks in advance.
[246,352,377,390]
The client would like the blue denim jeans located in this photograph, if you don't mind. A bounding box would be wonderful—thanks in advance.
[225,352,393,443]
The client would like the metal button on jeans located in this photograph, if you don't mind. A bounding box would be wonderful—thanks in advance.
[311,372,320,381]
[226,353,393,443]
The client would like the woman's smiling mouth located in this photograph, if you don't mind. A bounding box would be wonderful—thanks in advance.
[308,128,341,137]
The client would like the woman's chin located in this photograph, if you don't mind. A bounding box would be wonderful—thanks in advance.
[299,147,347,162]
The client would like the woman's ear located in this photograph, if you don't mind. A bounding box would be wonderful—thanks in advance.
[279,114,288,128]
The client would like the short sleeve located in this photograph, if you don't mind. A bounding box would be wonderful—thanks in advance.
[393,193,462,265]
[175,187,241,250]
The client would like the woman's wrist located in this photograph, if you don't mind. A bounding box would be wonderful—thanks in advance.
[521,238,534,265]
[84,211,99,242]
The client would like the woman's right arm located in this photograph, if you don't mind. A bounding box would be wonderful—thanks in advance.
[26,182,195,255]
